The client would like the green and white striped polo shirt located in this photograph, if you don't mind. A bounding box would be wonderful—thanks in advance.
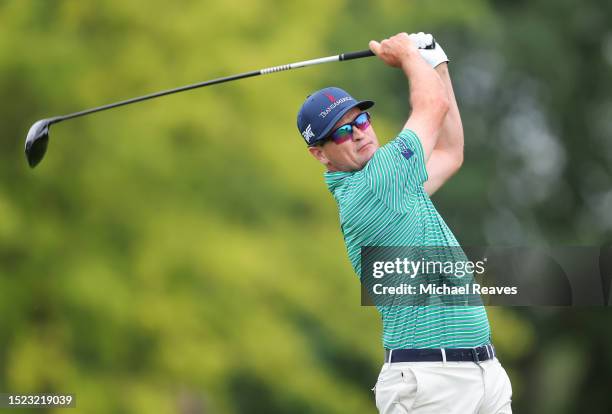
[325,129,491,349]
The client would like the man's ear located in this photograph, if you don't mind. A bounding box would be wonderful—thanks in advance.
[308,146,329,166]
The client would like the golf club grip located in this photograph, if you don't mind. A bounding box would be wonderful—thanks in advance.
[340,49,375,61]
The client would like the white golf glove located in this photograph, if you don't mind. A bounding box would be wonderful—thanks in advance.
[409,32,449,68]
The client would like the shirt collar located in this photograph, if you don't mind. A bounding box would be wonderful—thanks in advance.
[324,170,353,193]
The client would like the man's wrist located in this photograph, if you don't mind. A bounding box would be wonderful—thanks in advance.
[434,62,449,75]
[399,47,421,70]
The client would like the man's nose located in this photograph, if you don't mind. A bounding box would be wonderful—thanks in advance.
[352,127,366,141]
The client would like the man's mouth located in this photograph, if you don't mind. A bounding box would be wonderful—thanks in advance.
[358,143,372,153]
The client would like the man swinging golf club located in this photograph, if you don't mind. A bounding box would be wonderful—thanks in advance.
[297,32,513,413]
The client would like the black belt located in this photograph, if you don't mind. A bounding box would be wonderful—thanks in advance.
[384,344,496,364]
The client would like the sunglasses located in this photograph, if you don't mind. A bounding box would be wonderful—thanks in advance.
[325,112,371,145]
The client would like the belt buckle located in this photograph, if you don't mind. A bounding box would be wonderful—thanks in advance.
[471,347,481,364]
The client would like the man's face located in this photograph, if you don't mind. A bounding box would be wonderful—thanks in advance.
[308,107,380,172]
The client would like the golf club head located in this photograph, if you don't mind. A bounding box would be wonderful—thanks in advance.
[25,119,52,168]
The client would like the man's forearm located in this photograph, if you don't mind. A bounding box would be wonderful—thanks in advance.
[432,63,464,165]
[422,63,464,195]
[400,48,449,160]
[402,53,448,111]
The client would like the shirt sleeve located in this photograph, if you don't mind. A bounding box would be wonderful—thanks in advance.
[360,128,428,211]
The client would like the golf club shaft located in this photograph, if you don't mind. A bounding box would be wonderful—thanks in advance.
[51,49,375,124]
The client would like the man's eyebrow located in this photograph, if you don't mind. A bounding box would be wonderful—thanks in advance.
[338,111,358,126]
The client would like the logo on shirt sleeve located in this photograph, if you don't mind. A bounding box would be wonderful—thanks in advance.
[401,148,414,160]
[397,140,414,160]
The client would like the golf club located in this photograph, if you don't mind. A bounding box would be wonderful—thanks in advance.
[25,42,434,168]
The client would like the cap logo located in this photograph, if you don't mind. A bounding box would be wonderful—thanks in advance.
[324,93,336,103]
[301,124,315,142]
[319,96,352,119]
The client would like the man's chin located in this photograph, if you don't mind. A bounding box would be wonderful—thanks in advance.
[361,145,377,162]
[353,152,374,171]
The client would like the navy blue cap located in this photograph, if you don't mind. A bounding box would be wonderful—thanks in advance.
[297,87,374,146]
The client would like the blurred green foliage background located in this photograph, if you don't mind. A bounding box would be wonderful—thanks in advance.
[1,1,611,413]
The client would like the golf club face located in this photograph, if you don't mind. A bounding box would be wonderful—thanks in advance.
[25,119,52,168]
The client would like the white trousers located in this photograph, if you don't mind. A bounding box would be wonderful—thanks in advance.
[373,358,512,414]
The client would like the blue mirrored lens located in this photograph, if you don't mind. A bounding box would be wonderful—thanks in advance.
[355,112,370,128]
[331,125,352,139]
